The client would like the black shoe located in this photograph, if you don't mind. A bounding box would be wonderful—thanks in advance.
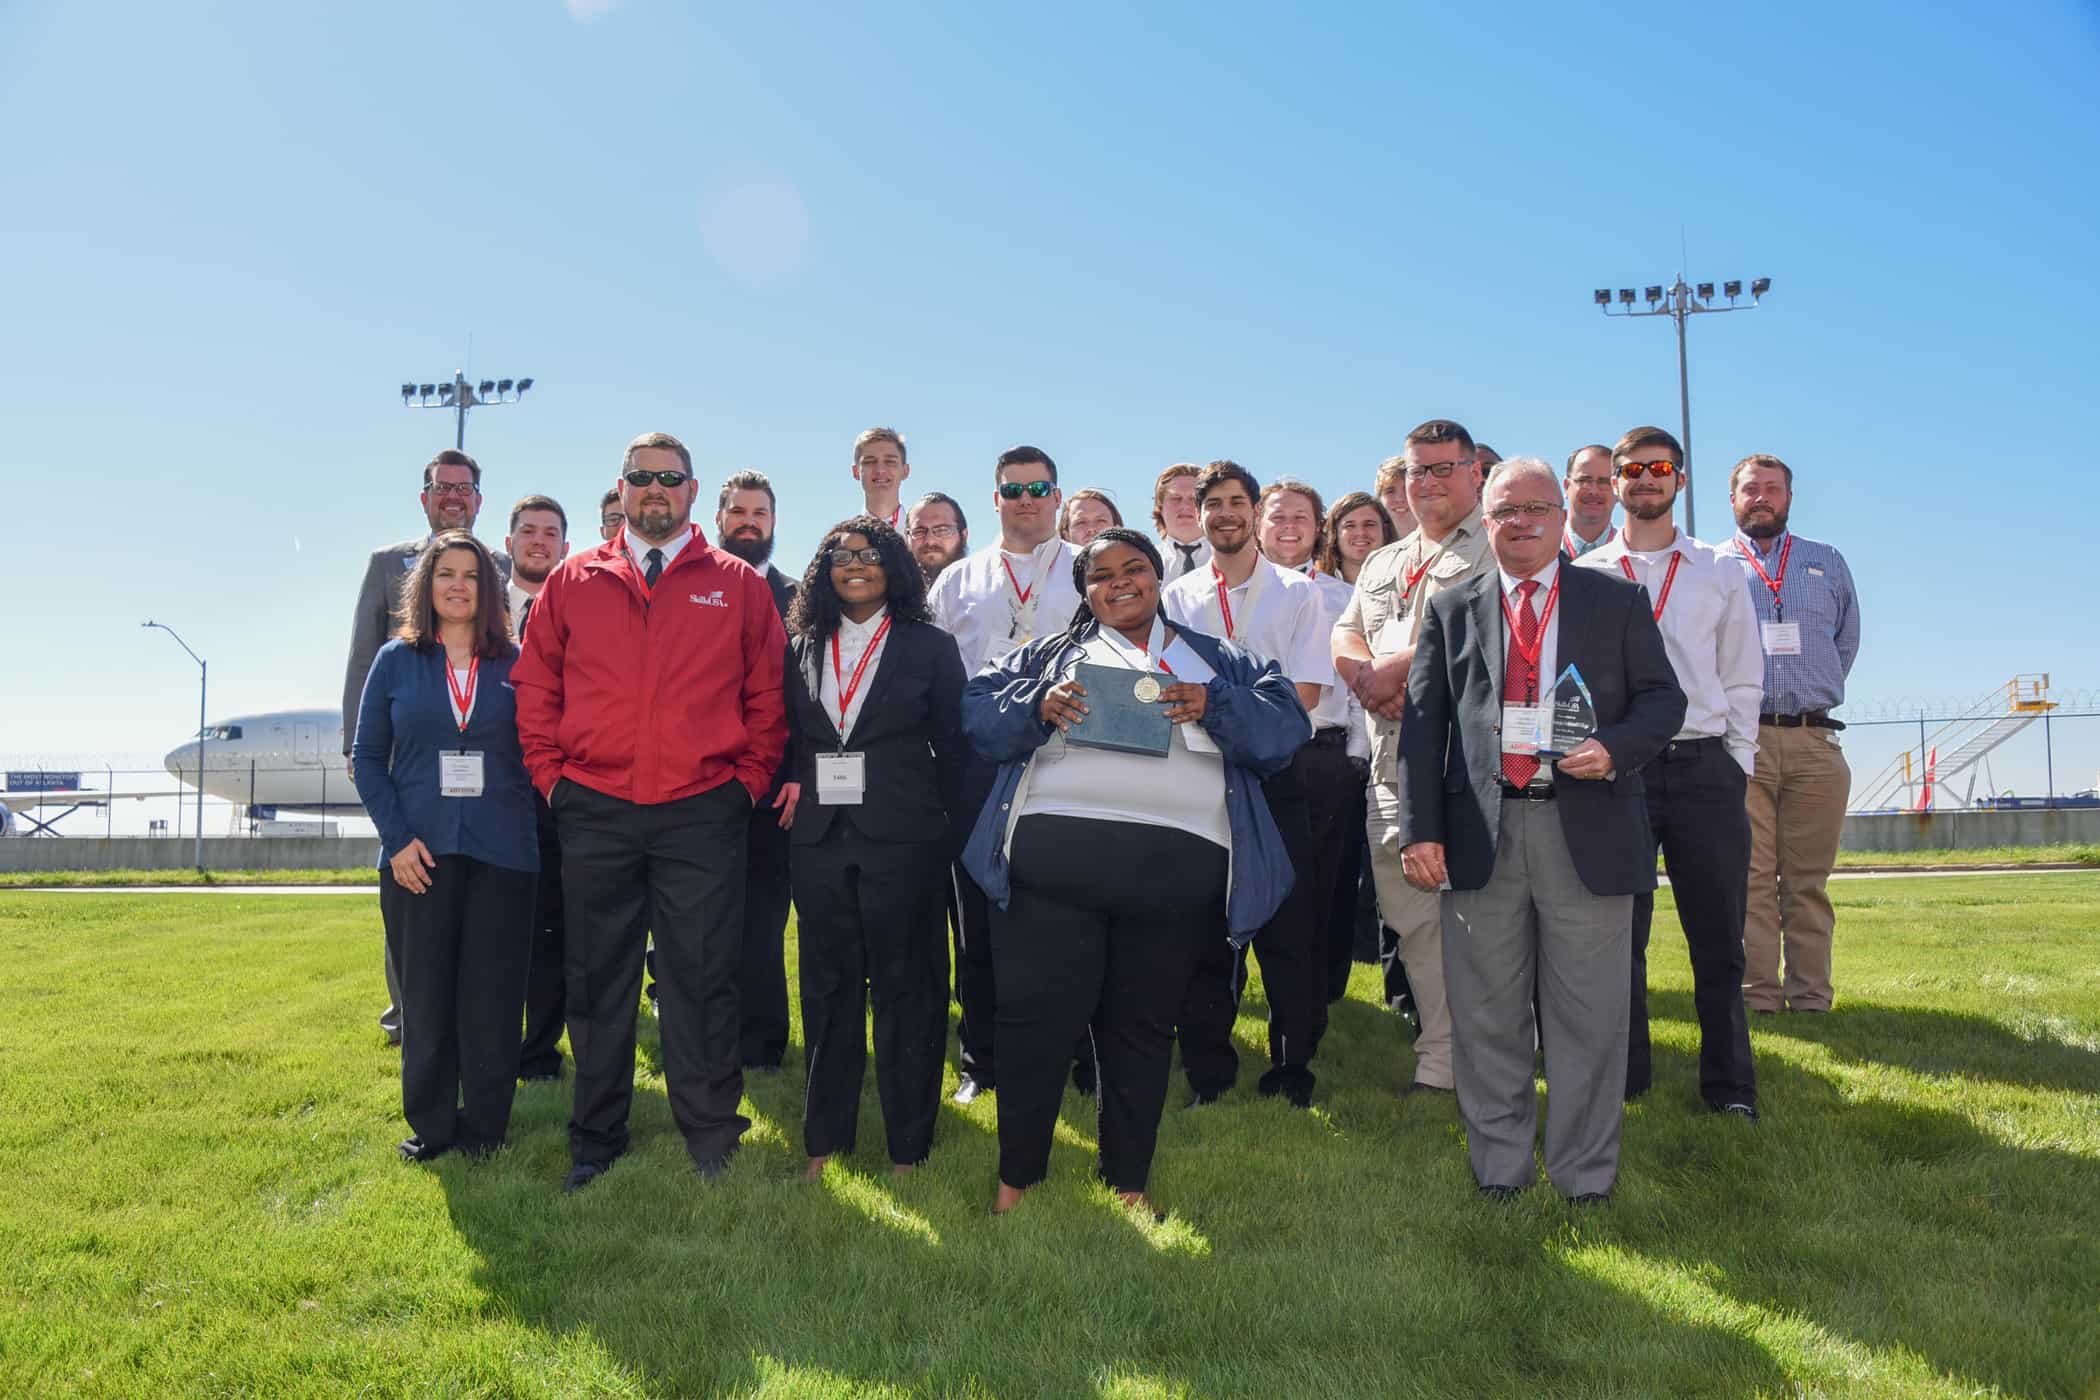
[952,1075,991,1105]
[520,1070,561,1084]
[397,1136,447,1164]
[743,1062,784,1075]
[1186,1087,1226,1108]
[1399,1080,1454,1099]
[1257,1066,1316,1109]
[563,1161,610,1194]
[693,1148,738,1180]
[1478,1184,1525,1203]
[1567,1192,1611,1206]
[1712,1101,1761,1123]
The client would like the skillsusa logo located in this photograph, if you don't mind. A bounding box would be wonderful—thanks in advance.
[689,589,730,609]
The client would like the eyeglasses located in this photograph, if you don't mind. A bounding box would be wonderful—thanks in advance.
[1567,474,1616,489]
[1618,462,1678,480]
[600,515,624,528]
[829,547,885,566]
[907,525,959,541]
[427,481,477,497]
[998,481,1055,500]
[1485,502,1562,524]
[1404,461,1469,480]
[623,469,690,488]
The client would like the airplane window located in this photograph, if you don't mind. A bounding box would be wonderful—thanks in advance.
[201,725,243,741]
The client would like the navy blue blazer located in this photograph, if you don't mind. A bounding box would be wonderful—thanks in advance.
[351,639,539,873]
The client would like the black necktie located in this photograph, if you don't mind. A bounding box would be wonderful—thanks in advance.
[644,548,664,588]
[1176,543,1199,572]
[517,595,533,638]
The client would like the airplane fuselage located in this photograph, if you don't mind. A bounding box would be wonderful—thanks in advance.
[162,708,364,812]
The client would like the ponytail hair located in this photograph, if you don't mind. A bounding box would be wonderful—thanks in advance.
[1059,527,1168,644]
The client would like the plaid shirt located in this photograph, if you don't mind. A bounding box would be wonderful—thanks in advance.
[1714,529,1860,714]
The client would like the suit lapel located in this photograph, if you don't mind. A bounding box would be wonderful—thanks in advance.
[1464,573,1502,704]
[848,621,907,744]
[798,636,843,749]
[1554,564,1596,687]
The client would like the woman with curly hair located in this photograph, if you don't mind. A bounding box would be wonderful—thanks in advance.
[779,515,967,1179]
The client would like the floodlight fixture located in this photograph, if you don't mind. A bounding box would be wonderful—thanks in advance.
[1723,279,1742,298]
[1696,282,1715,300]
[419,383,435,399]
[478,379,495,397]
[516,377,533,394]
[400,384,416,403]
[1618,288,1635,305]
[497,378,513,395]
[399,366,536,450]
[1594,289,1612,306]
[1644,285,1663,304]
[1751,276,1771,297]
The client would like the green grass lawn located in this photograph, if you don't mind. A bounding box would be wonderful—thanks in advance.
[2,877,2096,1397]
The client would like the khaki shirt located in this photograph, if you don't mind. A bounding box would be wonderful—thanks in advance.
[1333,505,1495,785]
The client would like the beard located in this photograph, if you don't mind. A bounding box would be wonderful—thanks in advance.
[917,542,965,583]
[720,531,773,567]
[1209,528,1251,556]
[512,557,553,586]
[1736,504,1789,540]
[1626,496,1674,522]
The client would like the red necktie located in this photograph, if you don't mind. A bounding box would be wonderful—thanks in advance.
[1500,580,1540,789]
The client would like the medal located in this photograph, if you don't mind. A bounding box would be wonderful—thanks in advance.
[1133,676,1163,703]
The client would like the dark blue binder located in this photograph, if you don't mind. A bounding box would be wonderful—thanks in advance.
[1065,662,1173,757]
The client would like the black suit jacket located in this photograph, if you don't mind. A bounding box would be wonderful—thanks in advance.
[763,567,800,798]
[785,616,967,851]
[1397,560,1685,895]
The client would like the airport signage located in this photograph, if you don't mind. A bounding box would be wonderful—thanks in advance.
[6,771,80,792]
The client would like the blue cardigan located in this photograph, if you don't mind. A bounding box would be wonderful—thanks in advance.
[351,639,539,874]
[960,620,1307,942]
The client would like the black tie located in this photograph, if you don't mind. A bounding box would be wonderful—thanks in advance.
[643,548,664,588]
[517,595,534,638]
[1176,543,1199,572]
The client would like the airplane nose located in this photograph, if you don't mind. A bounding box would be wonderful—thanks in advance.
[165,744,194,782]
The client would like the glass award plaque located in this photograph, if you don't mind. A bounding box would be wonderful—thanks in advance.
[1538,663,1598,758]
[1065,662,1174,757]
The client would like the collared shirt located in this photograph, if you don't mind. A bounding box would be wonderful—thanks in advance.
[507,580,538,631]
[1160,554,1332,693]
[817,605,890,744]
[1713,529,1860,714]
[1565,523,1617,558]
[1300,566,1356,733]
[1158,534,1212,583]
[1496,558,1563,707]
[1334,505,1497,785]
[1579,531,1763,772]
[927,536,1080,674]
[623,524,695,575]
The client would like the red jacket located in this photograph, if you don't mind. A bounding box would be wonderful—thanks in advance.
[513,528,787,806]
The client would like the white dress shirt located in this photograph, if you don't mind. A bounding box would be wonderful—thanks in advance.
[1158,534,1212,583]
[927,536,1080,673]
[1161,554,1332,692]
[1577,531,1762,773]
[507,580,538,627]
[1302,568,1355,733]
[817,605,890,745]
[624,524,696,574]
[1496,558,1562,708]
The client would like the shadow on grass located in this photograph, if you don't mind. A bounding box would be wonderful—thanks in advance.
[1732,997,2100,1096]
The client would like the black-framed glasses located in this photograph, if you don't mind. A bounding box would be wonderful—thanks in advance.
[623,469,690,488]
[998,480,1055,500]
[907,524,959,541]
[829,546,885,566]
[1618,462,1677,480]
[1485,502,1561,524]
[1404,461,1468,480]
[426,481,478,497]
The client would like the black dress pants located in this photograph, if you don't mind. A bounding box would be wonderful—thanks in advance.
[389,856,535,1153]
[740,790,793,1069]
[1628,738,1757,1106]
[993,816,1225,1192]
[1295,732,1360,1003]
[793,830,948,1163]
[1178,753,1323,1096]
[556,778,753,1169]
[950,763,999,1087]
[518,796,567,1078]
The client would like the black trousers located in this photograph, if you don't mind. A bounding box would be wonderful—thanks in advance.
[740,792,794,1069]
[993,816,1226,1192]
[1178,753,1325,1095]
[1629,738,1757,1106]
[389,856,535,1153]
[556,778,753,1168]
[950,763,999,1087]
[518,796,567,1078]
[1301,734,1364,1003]
[793,831,948,1163]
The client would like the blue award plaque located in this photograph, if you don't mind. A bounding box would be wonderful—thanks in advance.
[1065,662,1173,757]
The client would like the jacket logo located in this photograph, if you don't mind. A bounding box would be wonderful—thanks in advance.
[689,589,729,609]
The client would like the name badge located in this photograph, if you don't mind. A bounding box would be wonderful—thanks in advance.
[439,751,485,798]
[816,752,866,805]
[1501,704,1550,756]
[1761,621,1803,656]
[1374,615,1410,654]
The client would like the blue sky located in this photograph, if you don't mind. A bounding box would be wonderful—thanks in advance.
[3,1,2097,807]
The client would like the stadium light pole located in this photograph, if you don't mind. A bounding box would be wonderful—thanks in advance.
[1592,275,1771,539]
[398,370,535,449]
[142,621,206,875]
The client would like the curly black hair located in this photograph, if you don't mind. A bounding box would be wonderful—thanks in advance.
[785,514,931,640]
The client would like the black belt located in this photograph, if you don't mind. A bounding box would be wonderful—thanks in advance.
[1308,726,1349,747]
[1498,782,1556,802]
[1661,736,1725,759]
[1760,710,1845,731]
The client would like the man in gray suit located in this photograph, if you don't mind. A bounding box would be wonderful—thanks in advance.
[1397,457,1683,1203]
[342,448,510,1043]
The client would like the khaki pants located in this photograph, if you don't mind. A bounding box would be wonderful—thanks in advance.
[1366,781,1453,1088]
[1743,722,1849,1012]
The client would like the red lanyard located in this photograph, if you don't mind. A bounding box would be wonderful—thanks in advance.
[1000,555,1034,604]
[830,616,893,734]
[1567,525,1614,556]
[1618,551,1683,621]
[1499,572,1562,703]
[1400,539,1450,602]
[444,654,480,733]
[1741,534,1792,608]
[1213,570,1238,639]
[1134,640,1175,675]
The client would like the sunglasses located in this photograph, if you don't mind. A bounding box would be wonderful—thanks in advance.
[1618,462,1678,480]
[998,480,1055,500]
[829,546,885,566]
[624,469,690,488]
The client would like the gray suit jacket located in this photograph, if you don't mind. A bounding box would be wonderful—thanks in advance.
[1396,561,1684,895]
[341,535,511,755]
